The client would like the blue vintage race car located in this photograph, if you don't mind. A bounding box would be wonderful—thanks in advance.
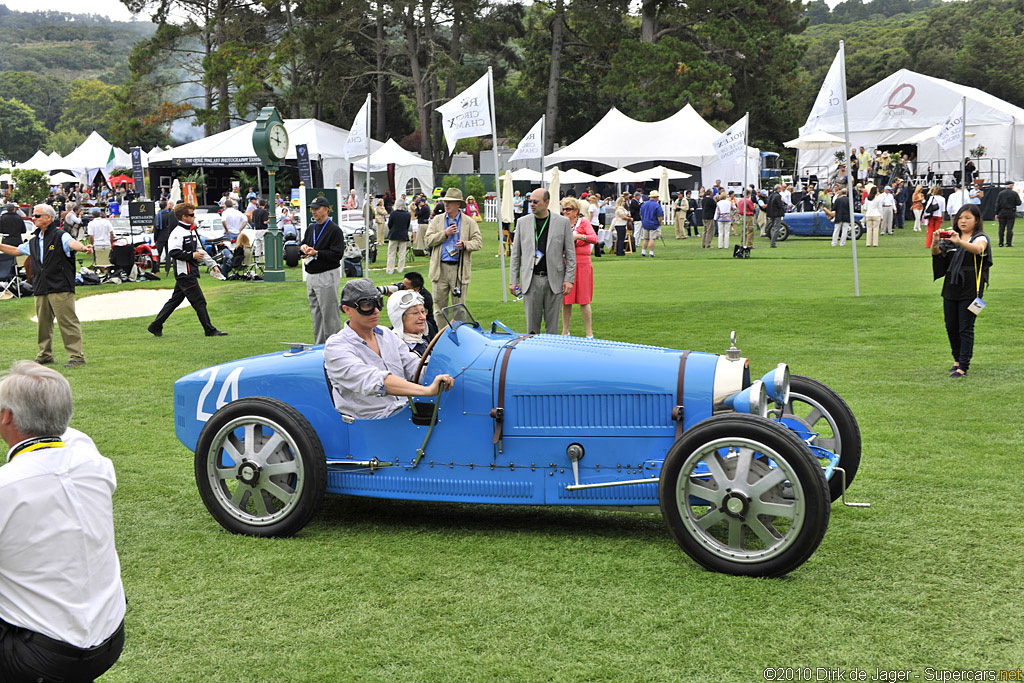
[777,210,865,241]
[174,306,863,577]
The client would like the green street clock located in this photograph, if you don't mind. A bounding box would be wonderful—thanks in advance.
[253,106,288,169]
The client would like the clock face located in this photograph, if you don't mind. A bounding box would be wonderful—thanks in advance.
[268,123,289,160]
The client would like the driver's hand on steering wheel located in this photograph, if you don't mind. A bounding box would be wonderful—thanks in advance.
[430,374,454,392]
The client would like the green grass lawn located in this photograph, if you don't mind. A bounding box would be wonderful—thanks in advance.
[2,222,1023,680]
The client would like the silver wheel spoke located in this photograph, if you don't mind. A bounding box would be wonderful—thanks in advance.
[702,452,730,486]
[749,499,797,519]
[695,508,726,531]
[255,433,285,462]
[733,448,753,485]
[262,461,298,478]
[728,519,743,548]
[748,517,783,546]
[687,480,725,506]
[748,467,787,497]
[251,490,271,516]
[805,407,824,428]
[243,424,255,457]
[231,483,251,508]
[215,466,236,480]
[259,478,294,504]
[223,437,244,465]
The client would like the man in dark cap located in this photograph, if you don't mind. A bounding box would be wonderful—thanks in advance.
[301,196,344,343]
[323,279,453,419]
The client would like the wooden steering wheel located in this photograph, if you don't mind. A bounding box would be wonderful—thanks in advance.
[412,324,450,385]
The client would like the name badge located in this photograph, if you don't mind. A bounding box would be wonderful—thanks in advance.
[967,297,986,315]
[534,249,544,267]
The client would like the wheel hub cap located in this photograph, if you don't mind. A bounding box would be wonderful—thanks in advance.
[723,491,750,519]
[237,459,262,486]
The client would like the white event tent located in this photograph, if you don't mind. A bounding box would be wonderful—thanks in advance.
[56,131,132,183]
[797,69,1024,181]
[150,118,384,192]
[18,150,56,172]
[545,105,759,188]
[351,138,434,197]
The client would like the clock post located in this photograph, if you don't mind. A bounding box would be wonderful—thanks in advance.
[253,106,288,282]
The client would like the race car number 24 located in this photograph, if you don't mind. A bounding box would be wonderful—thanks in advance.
[196,365,244,421]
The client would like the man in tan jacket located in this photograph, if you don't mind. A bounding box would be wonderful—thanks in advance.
[424,188,482,329]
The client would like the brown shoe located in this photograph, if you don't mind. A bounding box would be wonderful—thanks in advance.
[35,358,55,365]
[64,360,86,367]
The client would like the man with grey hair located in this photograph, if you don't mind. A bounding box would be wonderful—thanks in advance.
[0,205,93,367]
[0,361,126,680]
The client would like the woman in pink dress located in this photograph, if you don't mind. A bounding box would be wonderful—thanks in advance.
[560,197,598,337]
[465,195,481,219]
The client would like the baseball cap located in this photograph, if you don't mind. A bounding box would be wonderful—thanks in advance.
[309,196,331,210]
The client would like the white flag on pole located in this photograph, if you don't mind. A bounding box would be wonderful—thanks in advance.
[713,113,748,162]
[509,116,544,162]
[935,102,965,152]
[806,48,845,130]
[436,73,492,154]
[344,97,370,161]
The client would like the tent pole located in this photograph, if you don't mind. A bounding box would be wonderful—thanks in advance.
[840,40,859,297]
[743,112,749,248]
[488,67,508,303]
[257,166,262,198]
[961,96,967,208]
[365,93,371,271]
[541,114,546,191]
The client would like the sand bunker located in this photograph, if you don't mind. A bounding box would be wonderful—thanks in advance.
[30,289,189,323]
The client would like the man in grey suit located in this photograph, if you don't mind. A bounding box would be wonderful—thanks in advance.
[509,188,576,334]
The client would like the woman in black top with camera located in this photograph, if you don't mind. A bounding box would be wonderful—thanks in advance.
[931,204,992,378]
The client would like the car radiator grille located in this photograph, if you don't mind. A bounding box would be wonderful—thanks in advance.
[511,392,674,430]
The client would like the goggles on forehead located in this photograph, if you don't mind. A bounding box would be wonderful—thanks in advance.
[397,291,423,306]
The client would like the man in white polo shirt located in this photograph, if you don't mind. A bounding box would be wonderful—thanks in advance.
[221,198,247,244]
[0,361,126,680]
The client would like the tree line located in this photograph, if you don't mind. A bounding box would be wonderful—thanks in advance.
[1,0,1023,169]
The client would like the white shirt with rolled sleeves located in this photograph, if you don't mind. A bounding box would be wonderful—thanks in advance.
[324,323,422,419]
[0,431,126,648]
[87,217,115,247]
[221,206,248,238]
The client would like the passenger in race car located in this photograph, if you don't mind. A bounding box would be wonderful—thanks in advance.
[324,278,452,419]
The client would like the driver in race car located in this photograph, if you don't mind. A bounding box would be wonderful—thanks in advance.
[324,278,453,419]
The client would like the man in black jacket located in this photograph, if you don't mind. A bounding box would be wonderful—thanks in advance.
[301,196,345,343]
[153,200,174,273]
[828,188,853,247]
[995,181,1021,247]
[766,184,787,248]
[148,203,227,337]
[251,199,269,232]
[386,199,412,274]
[700,190,717,249]
[0,205,93,365]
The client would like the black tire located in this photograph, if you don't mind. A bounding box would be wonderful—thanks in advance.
[853,221,864,240]
[783,375,861,503]
[284,243,300,268]
[659,414,830,578]
[195,397,327,537]
[776,222,790,241]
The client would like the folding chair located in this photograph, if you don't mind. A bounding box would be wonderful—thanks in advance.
[0,253,27,299]
[93,247,113,279]
[238,245,264,280]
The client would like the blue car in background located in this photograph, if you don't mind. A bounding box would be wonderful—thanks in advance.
[777,210,865,241]
[174,306,863,577]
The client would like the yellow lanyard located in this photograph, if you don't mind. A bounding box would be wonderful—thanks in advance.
[974,253,983,295]
[8,440,65,462]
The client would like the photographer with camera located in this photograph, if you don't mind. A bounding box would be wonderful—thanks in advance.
[931,204,992,378]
